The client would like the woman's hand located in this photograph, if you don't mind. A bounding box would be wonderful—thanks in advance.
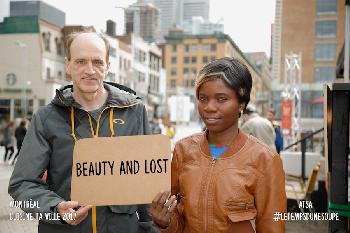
[151,190,177,229]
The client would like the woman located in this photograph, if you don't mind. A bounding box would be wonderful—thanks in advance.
[12,119,27,165]
[151,57,286,233]
[3,121,15,163]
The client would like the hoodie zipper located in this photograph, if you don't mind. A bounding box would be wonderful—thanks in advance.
[203,158,216,233]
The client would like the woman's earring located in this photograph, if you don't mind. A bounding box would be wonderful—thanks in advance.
[239,110,243,118]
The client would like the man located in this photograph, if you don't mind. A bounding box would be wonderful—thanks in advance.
[241,104,276,151]
[9,31,157,233]
[266,108,284,154]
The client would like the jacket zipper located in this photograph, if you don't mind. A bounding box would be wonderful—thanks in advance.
[203,158,216,233]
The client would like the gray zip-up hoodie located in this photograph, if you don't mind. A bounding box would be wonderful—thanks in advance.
[8,82,158,233]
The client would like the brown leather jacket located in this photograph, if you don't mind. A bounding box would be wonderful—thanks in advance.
[158,130,286,233]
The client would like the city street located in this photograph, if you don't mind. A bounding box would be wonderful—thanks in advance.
[0,129,328,233]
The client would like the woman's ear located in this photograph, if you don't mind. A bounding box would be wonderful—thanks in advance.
[239,103,245,113]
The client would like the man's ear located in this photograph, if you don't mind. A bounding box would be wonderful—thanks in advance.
[64,57,71,75]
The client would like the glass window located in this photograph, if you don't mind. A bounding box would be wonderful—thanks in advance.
[210,44,216,52]
[317,0,336,14]
[203,44,210,52]
[171,56,177,64]
[183,68,189,76]
[315,20,336,37]
[110,47,117,57]
[171,67,177,76]
[172,44,176,52]
[191,67,197,75]
[210,56,216,61]
[191,57,197,64]
[314,67,335,82]
[315,44,336,61]
[170,80,176,88]
[191,44,197,52]
[191,79,195,87]
[202,56,209,64]
[184,57,190,64]
[185,45,190,52]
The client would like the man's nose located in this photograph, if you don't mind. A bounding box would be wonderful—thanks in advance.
[85,61,96,74]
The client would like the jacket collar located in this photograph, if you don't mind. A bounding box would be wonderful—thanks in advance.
[199,129,248,158]
[52,82,140,109]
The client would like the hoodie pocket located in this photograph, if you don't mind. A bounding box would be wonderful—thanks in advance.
[108,205,138,214]
[224,200,257,223]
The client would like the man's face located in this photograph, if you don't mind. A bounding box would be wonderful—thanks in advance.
[65,33,109,95]
[266,111,275,122]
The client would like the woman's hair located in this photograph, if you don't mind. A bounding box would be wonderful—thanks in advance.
[195,57,252,109]
[19,119,26,128]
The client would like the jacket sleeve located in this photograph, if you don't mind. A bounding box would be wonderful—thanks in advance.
[156,146,185,233]
[8,110,65,224]
[254,153,286,233]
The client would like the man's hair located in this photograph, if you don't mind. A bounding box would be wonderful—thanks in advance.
[268,108,276,115]
[195,57,252,109]
[65,29,111,63]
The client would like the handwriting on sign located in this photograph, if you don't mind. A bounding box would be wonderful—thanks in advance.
[75,159,169,177]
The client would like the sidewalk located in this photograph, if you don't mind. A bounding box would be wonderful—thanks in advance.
[0,161,37,233]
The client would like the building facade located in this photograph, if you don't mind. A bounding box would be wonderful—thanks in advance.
[272,0,345,119]
[245,52,273,114]
[116,34,163,118]
[0,16,68,122]
[162,33,265,119]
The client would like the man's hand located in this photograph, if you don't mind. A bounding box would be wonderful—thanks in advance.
[56,201,92,225]
[151,190,177,229]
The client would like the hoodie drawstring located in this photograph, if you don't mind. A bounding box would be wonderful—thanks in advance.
[70,106,115,233]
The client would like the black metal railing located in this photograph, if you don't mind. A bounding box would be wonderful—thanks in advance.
[284,128,324,180]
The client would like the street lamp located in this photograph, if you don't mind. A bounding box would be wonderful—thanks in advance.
[15,40,28,119]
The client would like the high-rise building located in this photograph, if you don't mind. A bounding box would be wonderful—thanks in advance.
[125,2,161,43]
[144,0,183,38]
[10,1,65,27]
[271,0,345,120]
[182,16,224,35]
[183,0,209,22]
[148,0,210,38]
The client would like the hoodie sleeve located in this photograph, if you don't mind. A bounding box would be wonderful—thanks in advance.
[8,109,66,224]
[138,103,151,135]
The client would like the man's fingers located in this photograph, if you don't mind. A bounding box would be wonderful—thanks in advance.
[57,201,79,211]
[74,205,92,220]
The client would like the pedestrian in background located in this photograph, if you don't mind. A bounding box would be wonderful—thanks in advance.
[12,119,27,165]
[2,121,15,163]
[266,108,284,154]
[151,57,286,233]
[241,104,276,151]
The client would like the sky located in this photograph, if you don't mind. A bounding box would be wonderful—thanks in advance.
[3,0,276,56]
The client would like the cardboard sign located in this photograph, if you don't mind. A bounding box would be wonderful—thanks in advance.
[71,135,171,206]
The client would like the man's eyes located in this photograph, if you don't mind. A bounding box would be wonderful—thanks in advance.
[74,60,104,65]
[75,59,86,65]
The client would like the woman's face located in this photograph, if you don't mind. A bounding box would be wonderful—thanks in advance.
[197,79,243,134]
